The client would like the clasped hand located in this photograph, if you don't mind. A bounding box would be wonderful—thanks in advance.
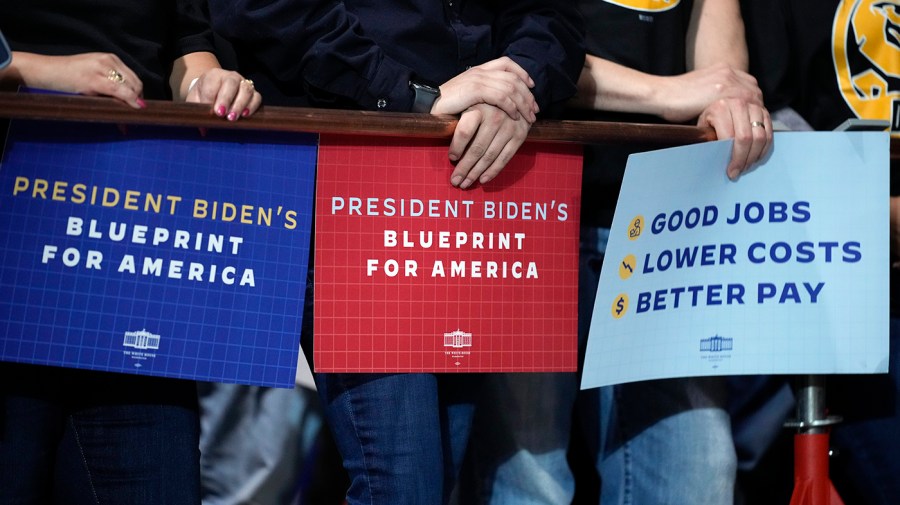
[660,64,772,180]
[432,57,537,188]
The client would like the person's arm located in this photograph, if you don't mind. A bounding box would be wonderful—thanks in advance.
[445,0,585,189]
[170,51,261,121]
[572,0,771,179]
[495,1,585,112]
[209,0,535,121]
[211,0,555,189]
[166,0,261,120]
[689,0,772,179]
[687,0,748,71]
[0,51,145,108]
[570,57,760,123]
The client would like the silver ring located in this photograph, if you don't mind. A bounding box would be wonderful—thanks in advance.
[750,121,765,129]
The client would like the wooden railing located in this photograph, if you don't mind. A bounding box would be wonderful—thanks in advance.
[0,92,898,160]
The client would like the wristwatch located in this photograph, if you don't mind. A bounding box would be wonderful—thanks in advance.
[409,81,441,113]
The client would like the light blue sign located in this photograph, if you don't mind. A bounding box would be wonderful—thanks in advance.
[582,132,890,389]
[0,121,316,388]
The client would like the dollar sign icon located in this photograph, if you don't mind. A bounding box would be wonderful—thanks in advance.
[611,293,629,319]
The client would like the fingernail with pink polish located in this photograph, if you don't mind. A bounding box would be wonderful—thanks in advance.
[136,98,146,109]
[216,105,226,117]
[242,108,250,117]
[227,111,237,121]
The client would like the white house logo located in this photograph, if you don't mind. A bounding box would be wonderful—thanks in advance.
[123,329,161,350]
[700,335,733,352]
[443,329,472,367]
[444,329,472,349]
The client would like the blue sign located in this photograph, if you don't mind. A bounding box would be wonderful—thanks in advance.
[0,120,316,388]
[582,132,890,389]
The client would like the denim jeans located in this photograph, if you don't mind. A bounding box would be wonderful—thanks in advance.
[463,227,736,504]
[466,382,736,505]
[594,379,736,505]
[315,372,481,505]
[0,363,201,505]
[463,372,578,504]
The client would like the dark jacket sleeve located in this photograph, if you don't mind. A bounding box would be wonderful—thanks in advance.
[173,0,217,58]
[495,1,585,112]
[209,0,417,111]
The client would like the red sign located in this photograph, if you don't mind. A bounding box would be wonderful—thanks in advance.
[314,135,581,372]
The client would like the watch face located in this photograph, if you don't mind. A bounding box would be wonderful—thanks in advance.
[412,82,440,95]
[411,81,441,112]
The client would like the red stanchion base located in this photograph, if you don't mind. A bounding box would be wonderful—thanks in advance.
[789,433,844,505]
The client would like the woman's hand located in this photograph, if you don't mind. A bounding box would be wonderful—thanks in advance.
[185,68,262,121]
[1,52,145,108]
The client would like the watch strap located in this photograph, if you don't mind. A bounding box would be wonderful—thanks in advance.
[410,81,441,113]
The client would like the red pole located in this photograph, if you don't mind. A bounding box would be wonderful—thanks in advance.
[789,432,844,505]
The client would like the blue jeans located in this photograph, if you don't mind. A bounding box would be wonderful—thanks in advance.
[593,379,736,505]
[0,363,201,505]
[463,227,736,504]
[315,372,481,505]
[466,381,736,505]
[463,372,579,504]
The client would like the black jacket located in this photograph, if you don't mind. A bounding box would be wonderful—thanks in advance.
[210,0,584,111]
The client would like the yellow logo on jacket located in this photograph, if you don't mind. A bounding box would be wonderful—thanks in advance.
[603,0,680,13]
[833,0,900,126]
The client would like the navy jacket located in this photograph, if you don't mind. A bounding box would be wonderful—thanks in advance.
[210,0,584,111]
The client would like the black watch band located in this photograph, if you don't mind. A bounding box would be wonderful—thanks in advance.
[410,81,441,113]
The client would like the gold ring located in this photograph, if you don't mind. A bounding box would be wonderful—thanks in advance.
[242,79,254,88]
[107,69,125,84]
[750,121,765,128]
